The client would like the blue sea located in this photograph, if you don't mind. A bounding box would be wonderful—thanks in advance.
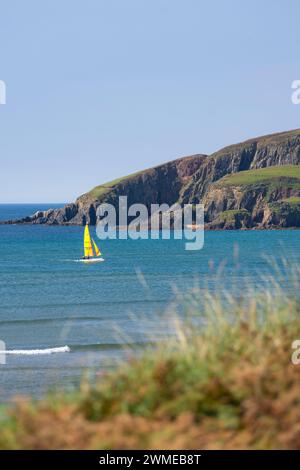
[0,204,299,401]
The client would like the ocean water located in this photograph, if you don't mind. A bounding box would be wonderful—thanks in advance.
[0,204,300,400]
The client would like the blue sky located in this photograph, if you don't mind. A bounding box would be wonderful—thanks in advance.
[0,0,299,202]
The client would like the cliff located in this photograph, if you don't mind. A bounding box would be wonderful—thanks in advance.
[4,128,300,229]
[202,165,300,229]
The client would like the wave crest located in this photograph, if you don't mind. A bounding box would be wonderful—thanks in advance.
[5,346,70,355]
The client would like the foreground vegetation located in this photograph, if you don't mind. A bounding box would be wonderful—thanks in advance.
[1,289,300,449]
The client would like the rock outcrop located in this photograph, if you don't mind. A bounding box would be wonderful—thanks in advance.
[3,128,300,229]
[204,179,300,229]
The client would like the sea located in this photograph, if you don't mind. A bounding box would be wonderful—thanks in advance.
[0,204,299,401]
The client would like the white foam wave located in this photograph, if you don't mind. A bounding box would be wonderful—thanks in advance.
[5,346,70,356]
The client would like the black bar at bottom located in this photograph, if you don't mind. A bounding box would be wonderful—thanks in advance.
[0,450,299,467]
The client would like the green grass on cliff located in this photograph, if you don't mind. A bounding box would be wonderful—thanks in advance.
[269,196,300,214]
[85,171,143,200]
[1,284,300,449]
[209,210,250,229]
[215,209,249,221]
[218,165,300,187]
[282,196,300,205]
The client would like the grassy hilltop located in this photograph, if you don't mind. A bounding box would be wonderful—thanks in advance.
[218,165,300,187]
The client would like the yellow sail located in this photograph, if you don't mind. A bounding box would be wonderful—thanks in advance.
[92,238,101,257]
[84,224,94,258]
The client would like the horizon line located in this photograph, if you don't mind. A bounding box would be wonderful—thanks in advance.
[0,202,67,205]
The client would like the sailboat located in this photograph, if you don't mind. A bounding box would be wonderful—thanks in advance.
[80,223,104,263]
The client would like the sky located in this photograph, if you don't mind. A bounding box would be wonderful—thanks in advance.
[0,0,299,203]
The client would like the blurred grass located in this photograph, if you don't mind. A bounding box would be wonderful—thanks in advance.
[1,285,300,449]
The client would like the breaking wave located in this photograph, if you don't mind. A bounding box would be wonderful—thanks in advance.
[5,346,70,356]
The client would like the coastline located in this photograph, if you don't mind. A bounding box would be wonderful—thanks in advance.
[1,220,300,231]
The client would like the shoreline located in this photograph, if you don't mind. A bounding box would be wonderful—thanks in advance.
[1,221,300,231]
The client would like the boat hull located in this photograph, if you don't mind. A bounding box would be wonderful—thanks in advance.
[79,257,105,263]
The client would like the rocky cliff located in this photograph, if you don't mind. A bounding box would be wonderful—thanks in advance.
[204,169,300,229]
[4,128,300,229]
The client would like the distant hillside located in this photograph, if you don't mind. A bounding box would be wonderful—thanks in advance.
[4,128,300,229]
